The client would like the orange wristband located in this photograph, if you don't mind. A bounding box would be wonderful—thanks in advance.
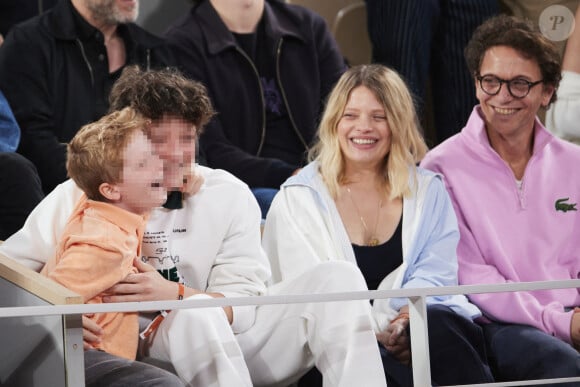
[140,310,168,339]
[177,283,185,300]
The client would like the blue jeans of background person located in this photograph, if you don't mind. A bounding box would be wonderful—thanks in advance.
[299,304,493,387]
[85,349,184,387]
[482,321,580,386]
[251,187,278,219]
[0,152,44,240]
[364,0,499,145]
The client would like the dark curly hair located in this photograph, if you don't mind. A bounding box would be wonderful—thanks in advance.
[465,14,561,105]
[109,66,215,134]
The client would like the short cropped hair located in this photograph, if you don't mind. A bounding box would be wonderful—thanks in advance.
[310,64,428,199]
[67,107,148,201]
[109,65,215,135]
[465,14,562,105]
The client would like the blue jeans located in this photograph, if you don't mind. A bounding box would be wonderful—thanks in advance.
[483,322,580,386]
[251,187,278,219]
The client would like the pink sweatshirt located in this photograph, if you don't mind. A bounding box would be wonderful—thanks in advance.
[42,196,145,359]
[422,107,580,343]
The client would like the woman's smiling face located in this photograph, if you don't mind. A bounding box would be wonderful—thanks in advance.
[337,85,391,172]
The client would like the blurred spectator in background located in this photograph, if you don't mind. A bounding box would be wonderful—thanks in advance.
[364,0,499,146]
[0,0,57,39]
[0,90,43,240]
[0,0,175,194]
[165,0,346,218]
[546,3,580,142]
[500,0,578,57]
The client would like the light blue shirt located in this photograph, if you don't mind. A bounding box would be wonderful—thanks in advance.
[264,161,481,325]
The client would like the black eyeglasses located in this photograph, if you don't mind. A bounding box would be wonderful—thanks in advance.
[476,75,544,99]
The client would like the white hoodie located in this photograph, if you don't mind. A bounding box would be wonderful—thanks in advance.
[0,166,271,333]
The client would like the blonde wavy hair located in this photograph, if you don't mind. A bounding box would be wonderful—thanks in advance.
[309,64,427,199]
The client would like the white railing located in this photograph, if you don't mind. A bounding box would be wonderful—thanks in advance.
[1,278,579,387]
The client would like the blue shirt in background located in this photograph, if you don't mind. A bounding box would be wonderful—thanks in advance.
[0,90,20,152]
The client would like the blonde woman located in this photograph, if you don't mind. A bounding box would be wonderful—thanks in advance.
[263,64,493,387]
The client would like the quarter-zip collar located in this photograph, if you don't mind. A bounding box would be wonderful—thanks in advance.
[462,106,555,209]
[463,106,553,164]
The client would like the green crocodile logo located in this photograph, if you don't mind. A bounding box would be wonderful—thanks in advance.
[555,198,577,212]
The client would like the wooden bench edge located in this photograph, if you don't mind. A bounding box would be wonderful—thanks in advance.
[0,251,82,305]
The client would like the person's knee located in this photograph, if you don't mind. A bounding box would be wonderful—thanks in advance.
[170,296,231,335]
[536,341,580,377]
[138,369,184,387]
[487,324,580,380]
[426,304,478,342]
[426,304,456,323]
[0,152,42,191]
[307,261,367,293]
[85,349,185,387]
[0,153,38,177]
[512,341,580,380]
[0,152,44,239]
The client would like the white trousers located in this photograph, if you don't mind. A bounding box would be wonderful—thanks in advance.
[238,261,387,387]
[147,294,252,387]
[146,261,386,387]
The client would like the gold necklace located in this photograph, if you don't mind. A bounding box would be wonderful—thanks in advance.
[346,187,382,246]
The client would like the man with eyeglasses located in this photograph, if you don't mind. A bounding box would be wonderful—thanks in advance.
[422,14,580,386]
[476,75,544,99]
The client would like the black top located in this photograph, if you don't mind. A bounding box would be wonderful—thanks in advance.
[233,20,304,169]
[353,217,403,291]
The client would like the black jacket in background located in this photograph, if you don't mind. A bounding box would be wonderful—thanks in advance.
[0,0,175,194]
[165,0,346,189]
[0,0,58,36]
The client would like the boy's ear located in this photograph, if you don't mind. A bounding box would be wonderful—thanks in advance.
[99,182,121,202]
